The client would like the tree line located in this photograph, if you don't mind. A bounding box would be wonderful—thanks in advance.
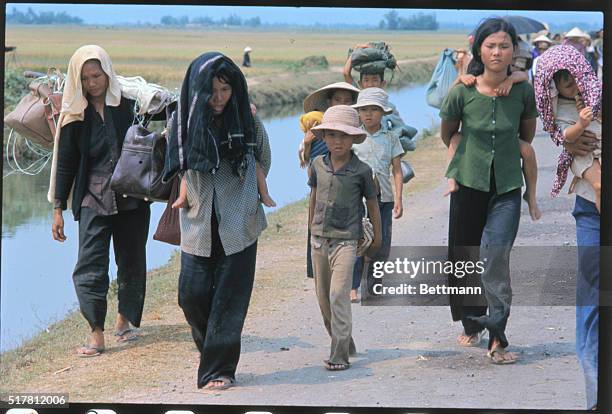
[379,10,439,31]
[160,14,261,27]
[6,7,83,25]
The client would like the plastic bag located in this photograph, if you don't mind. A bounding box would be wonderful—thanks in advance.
[426,48,458,109]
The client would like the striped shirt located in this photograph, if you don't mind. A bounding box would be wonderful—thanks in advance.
[180,116,271,257]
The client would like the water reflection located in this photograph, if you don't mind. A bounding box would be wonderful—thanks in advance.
[1,82,438,352]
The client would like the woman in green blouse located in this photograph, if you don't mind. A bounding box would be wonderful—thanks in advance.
[439,18,538,364]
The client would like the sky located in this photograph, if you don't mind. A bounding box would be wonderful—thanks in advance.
[5,4,604,29]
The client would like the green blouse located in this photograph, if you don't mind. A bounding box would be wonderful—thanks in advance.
[439,81,539,194]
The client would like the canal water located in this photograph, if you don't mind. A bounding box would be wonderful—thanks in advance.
[1,82,439,352]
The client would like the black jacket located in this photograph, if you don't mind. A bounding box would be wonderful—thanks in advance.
[54,97,137,221]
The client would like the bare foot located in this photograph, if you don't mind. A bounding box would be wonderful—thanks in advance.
[260,193,277,207]
[325,361,350,371]
[523,191,542,221]
[443,178,459,197]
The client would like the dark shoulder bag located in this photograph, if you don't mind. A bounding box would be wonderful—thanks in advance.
[110,108,173,202]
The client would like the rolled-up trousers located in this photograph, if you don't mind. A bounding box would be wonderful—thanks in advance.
[73,205,150,331]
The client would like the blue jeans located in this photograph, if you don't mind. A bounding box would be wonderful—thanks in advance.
[573,196,600,410]
[468,188,521,349]
[352,201,393,291]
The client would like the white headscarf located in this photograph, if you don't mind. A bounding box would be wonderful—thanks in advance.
[48,45,122,203]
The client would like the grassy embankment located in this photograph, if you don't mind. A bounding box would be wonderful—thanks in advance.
[1,129,448,400]
[2,26,454,398]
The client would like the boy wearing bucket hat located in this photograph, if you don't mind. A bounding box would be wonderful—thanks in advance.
[350,87,404,300]
[308,105,382,370]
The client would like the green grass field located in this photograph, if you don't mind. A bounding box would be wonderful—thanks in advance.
[6,25,467,89]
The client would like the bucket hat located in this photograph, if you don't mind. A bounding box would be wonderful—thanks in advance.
[311,105,366,144]
[303,81,360,113]
[352,87,393,114]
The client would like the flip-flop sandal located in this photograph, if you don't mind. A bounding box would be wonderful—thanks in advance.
[114,328,140,343]
[457,330,485,347]
[77,344,104,358]
[487,347,517,365]
[204,376,235,391]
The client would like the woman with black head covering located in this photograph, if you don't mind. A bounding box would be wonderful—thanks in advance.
[164,52,271,390]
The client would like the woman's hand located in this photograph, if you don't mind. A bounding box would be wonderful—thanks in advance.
[52,208,66,242]
[564,130,598,156]
[366,238,381,259]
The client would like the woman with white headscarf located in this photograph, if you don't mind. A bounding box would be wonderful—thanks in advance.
[50,45,150,357]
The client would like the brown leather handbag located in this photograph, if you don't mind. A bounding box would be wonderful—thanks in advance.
[4,80,61,149]
[110,124,173,202]
[153,176,181,246]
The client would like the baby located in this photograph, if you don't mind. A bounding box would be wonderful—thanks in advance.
[553,69,602,212]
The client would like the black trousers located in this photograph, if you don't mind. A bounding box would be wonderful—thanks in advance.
[178,212,258,388]
[448,184,490,335]
[73,205,150,331]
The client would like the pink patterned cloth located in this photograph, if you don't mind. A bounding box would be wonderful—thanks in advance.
[533,45,602,197]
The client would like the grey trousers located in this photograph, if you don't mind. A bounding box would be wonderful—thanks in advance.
[73,205,150,331]
[311,235,357,365]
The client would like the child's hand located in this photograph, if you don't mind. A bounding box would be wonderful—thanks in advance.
[495,77,513,96]
[393,201,403,219]
[250,103,257,116]
[458,74,476,87]
[575,96,586,111]
[303,130,316,144]
[578,106,593,128]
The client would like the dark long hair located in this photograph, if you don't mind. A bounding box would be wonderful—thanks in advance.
[467,17,518,76]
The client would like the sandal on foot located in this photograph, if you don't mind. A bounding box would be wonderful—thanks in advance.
[77,344,104,358]
[204,376,235,390]
[114,328,140,343]
[324,361,350,371]
[457,330,485,347]
[487,346,517,365]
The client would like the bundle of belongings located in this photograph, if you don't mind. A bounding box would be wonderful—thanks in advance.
[348,41,397,74]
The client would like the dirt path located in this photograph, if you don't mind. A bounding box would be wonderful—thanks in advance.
[114,125,585,409]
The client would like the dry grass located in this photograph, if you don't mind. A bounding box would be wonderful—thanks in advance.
[6,25,466,89]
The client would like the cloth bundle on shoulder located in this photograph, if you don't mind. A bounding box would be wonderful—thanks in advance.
[4,70,64,149]
[349,41,397,74]
[426,48,458,109]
